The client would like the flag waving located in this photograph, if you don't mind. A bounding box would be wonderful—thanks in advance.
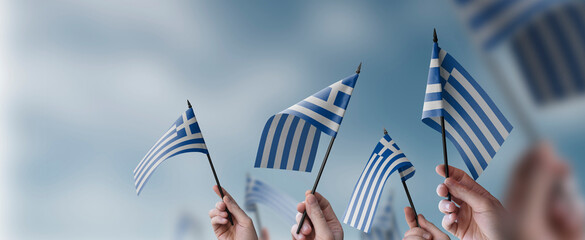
[133,107,208,195]
[343,133,415,233]
[422,42,513,179]
[255,71,359,172]
[244,175,298,224]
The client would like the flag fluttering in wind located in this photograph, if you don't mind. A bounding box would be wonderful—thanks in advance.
[452,0,563,50]
[361,193,401,240]
[343,132,415,233]
[254,69,359,172]
[422,41,513,180]
[244,175,298,224]
[511,2,585,106]
[133,107,208,195]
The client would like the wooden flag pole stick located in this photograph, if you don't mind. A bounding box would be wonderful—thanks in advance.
[296,62,362,234]
[402,180,420,227]
[434,29,452,201]
[188,100,234,225]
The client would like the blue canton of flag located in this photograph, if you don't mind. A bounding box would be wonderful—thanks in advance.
[245,175,298,224]
[255,72,359,172]
[343,133,415,233]
[452,0,564,50]
[133,108,208,195]
[361,192,401,240]
[422,42,513,180]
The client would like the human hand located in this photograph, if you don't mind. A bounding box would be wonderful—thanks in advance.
[505,141,585,240]
[209,185,258,240]
[436,165,505,240]
[403,207,450,240]
[291,191,343,240]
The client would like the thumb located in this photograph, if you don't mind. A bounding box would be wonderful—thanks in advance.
[418,214,447,238]
[444,178,495,211]
[305,194,329,234]
[222,194,250,221]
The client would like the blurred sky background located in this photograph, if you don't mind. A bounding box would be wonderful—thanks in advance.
[1,0,584,239]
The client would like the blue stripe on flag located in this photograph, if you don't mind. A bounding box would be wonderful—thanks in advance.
[343,133,415,233]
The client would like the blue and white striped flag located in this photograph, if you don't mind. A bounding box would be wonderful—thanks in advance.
[511,1,585,105]
[343,133,415,233]
[255,72,359,172]
[422,42,513,180]
[245,175,298,224]
[452,0,564,50]
[133,108,208,195]
[361,193,401,240]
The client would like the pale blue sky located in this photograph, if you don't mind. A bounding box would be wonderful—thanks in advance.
[4,1,584,239]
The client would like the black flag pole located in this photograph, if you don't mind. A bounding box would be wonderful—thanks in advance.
[188,100,234,225]
[434,29,452,202]
[384,128,419,227]
[402,180,419,227]
[296,62,361,234]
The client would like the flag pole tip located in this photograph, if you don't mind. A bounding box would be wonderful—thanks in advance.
[433,29,438,43]
[187,100,192,108]
[356,62,362,74]
[383,128,388,135]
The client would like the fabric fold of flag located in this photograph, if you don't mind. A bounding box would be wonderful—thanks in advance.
[422,42,513,180]
[245,175,298,224]
[255,72,359,172]
[133,108,208,195]
[343,133,415,233]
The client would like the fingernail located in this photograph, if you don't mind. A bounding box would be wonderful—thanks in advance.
[302,223,309,232]
[423,232,431,239]
[449,213,455,221]
[440,201,450,211]
[307,195,316,205]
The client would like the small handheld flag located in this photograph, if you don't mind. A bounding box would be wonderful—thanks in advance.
[255,64,360,172]
[254,63,361,233]
[133,100,233,224]
[422,30,513,180]
[245,175,298,225]
[343,130,415,233]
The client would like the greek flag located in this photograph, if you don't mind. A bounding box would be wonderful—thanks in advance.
[245,175,298,224]
[255,72,359,172]
[511,1,585,105]
[422,42,513,180]
[133,108,208,195]
[452,0,564,50]
[361,193,401,240]
[343,133,415,233]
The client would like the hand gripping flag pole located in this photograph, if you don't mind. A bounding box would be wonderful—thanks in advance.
[434,29,452,201]
[384,128,419,227]
[295,63,362,234]
[188,100,234,225]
